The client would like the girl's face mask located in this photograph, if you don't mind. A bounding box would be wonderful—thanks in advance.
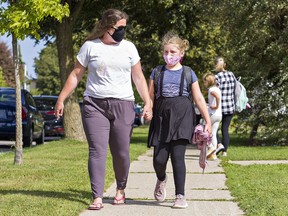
[163,44,183,66]
[163,54,182,66]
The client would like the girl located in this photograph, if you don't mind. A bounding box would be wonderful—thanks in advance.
[203,73,222,160]
[147,31,211,209]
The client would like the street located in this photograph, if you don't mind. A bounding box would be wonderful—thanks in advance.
[0,136,62,154]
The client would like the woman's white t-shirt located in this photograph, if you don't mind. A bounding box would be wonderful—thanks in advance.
[208,86,222,116]
[77,38,140,100]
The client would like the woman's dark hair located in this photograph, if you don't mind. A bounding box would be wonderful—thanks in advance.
[85,9,128,41]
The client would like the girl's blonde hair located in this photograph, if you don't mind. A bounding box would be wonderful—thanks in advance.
[85,9,129,41]
[203,72,217,87]
[161,31,190,52]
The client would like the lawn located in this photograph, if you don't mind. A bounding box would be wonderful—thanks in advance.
[0,126,287,216]
[222,135,288,216]
[0,126,148,216]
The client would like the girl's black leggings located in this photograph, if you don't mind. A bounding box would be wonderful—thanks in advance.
[153,139,188,196]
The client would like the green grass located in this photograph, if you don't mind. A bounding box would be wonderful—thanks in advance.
[0,126,148,216]
[227,134,288,160]
[222,134,288,216]
[1,126,288,216]
[223,163,288,216]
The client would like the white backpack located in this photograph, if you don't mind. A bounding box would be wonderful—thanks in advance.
[233,75,248,112]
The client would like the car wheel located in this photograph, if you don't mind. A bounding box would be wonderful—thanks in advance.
[23,127,33,147]
[35,128,45,145]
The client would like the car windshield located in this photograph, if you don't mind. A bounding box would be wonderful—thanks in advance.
[0,92,16,102]
[0,90,26,104]
[34,98,57,111]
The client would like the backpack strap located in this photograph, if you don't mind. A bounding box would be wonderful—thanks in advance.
[179,68,185,96]
[153,65,165,95]
[183,66,192,99]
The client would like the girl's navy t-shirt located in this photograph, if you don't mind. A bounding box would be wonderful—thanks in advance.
[150,66,198,99]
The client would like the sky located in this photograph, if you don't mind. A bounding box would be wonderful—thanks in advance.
[0,34,46,79]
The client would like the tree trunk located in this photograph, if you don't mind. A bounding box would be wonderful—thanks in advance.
[55,18,85,141]
[12,34,23,165]
[248,123,259,145]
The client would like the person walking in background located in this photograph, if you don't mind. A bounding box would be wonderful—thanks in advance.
[54,9,152,210]
[202,73,222,160]
[214,56,235,157]
[147,31,211,209]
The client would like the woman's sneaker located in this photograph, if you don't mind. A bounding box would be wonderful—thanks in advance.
[172,194,188,209]
[215,143,225,155]
[154,176,167,202]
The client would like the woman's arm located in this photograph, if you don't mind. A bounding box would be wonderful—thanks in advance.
[148,79,155,105]
[192,81,212,133]
[131,61,153,120]
[55,61,86,119]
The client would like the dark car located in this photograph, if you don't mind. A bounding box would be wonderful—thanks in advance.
[33,95,64,137]
[134,105,144,126]
[0,87,45,147]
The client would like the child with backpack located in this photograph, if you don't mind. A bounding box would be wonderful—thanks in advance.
[147,31,211,209]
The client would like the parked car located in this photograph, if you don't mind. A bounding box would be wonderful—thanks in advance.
[0,87,45,147]
[134,105,144,126]
[33,95,64,137]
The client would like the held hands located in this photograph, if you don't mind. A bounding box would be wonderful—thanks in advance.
[143,103,153,122]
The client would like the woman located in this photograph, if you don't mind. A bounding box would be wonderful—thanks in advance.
[214,56,235,156]
[147,31,211,209]
[55,9,152,210]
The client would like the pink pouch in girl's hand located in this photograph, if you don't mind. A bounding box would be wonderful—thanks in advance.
[192,124,212,173]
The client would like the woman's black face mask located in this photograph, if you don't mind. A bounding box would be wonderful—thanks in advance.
[109,26,126,42]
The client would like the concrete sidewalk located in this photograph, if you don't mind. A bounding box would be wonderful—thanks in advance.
[80,145,245,216]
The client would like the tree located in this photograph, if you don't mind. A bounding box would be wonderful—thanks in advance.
[36,0,132,140]
[0,66,8,86]
[35,0,93,141]
[0,41,14,86]
[0,0,69,164]
[33,0,287,145]
[34,0,224,105]
[215,0,288,145]
[34,41,86,99]
[34,42,61,95]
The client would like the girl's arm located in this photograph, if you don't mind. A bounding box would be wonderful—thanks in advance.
[210,91,221,110]
[191,81,212,133]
